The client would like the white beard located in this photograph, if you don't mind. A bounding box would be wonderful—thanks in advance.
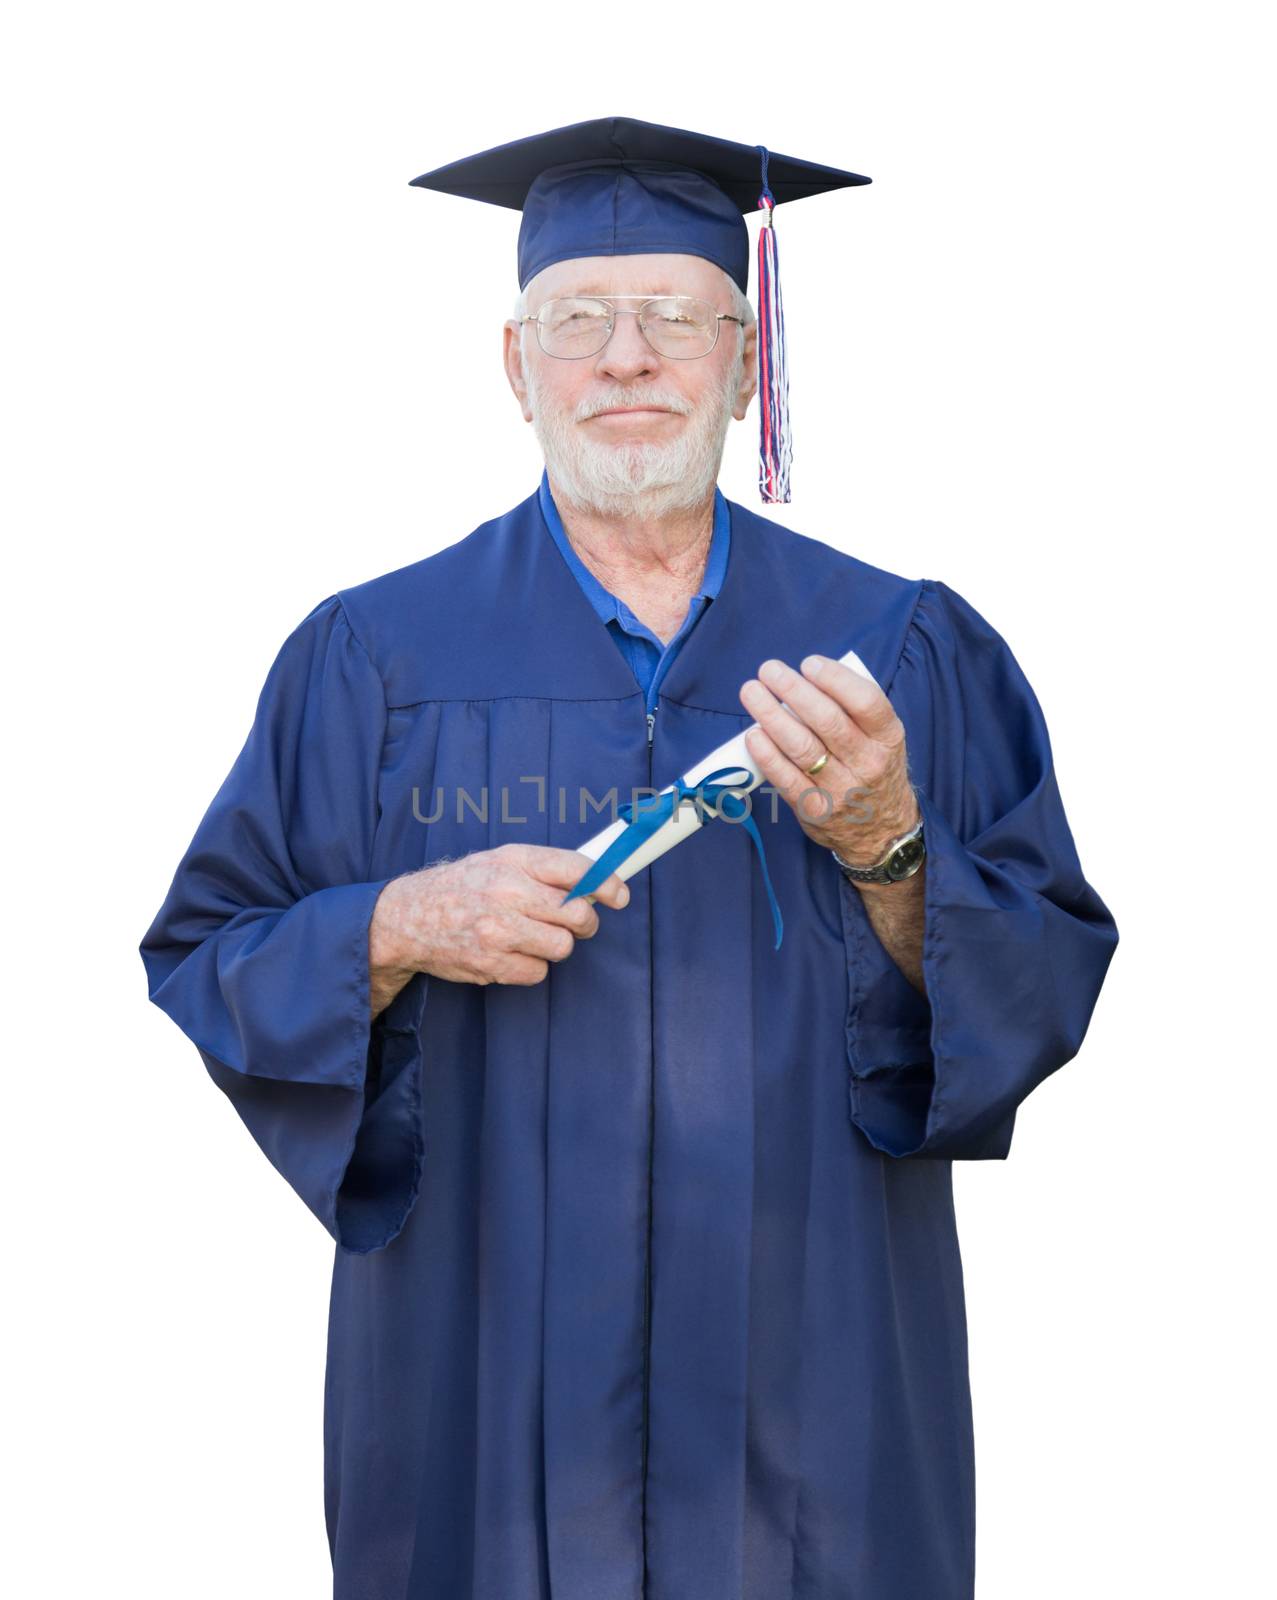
[525,337,744,520]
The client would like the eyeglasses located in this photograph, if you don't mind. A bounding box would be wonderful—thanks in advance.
[519,295,746,360]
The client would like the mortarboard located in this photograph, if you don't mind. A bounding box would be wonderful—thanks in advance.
[409,116,871,504]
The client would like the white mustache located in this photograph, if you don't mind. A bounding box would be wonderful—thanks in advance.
[577,394,693,421]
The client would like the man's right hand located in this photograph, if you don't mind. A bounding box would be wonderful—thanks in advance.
[367,843,631,1017]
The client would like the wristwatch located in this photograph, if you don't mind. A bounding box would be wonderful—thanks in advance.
[832,818,926,885]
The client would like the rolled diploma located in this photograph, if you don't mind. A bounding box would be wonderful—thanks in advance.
[573,647,881,884]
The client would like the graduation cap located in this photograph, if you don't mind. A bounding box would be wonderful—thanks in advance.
[409,116,871,504]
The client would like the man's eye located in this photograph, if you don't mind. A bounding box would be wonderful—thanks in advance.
[551,311,602,330]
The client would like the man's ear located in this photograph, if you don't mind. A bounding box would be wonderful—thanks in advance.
[503,321,534,422]
[733,320,759,420]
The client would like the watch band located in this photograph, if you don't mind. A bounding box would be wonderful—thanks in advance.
[832,818,926,885]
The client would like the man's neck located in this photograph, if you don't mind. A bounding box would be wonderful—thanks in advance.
[547,472,716,630]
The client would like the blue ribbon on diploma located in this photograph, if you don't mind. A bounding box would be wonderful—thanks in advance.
[561,765,785,951]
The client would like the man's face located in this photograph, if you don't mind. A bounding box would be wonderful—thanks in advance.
[503,252,758,518]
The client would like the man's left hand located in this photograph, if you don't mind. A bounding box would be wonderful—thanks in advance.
[739,655,919,868]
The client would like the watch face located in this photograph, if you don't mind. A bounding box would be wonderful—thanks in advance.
[886,837,926,880]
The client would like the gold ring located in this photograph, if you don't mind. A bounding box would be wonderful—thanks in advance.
[805,750,830,778]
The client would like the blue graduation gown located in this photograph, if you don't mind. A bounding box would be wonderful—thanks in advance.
[139,483,1118,1600]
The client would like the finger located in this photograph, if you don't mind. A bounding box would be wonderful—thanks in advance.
[754,657,875,762]
[524,879,603,939]
[740,670,854,780]
[506,911,579,965]
[580,864,631,911]
[488,950,553,987]
[742,723,841,826]
[798,654,902,745]
[516,844,631,908]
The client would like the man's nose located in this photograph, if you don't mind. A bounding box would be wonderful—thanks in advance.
[594,312,660,381]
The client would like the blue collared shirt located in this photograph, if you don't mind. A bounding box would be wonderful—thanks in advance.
[537,468,731,716]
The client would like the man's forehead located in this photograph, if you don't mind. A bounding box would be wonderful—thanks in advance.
[528,253,727,299]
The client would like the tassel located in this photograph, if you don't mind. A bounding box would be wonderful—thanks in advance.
[755,145,792,504]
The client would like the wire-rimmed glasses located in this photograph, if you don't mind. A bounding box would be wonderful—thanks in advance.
[519,294,746,360]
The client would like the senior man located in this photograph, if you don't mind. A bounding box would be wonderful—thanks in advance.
[140,118,1119,1600]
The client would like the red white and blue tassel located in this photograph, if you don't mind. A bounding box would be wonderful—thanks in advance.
[755,145,792,504]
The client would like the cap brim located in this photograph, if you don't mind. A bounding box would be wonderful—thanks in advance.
[408,115,871,212]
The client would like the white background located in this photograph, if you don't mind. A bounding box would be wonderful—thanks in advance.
[5,2,1272,1595]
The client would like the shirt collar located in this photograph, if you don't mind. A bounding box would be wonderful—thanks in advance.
[537,467,731,627]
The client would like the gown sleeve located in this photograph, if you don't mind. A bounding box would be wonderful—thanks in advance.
[139,593,428,1254]
[841,577,1119,1160]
